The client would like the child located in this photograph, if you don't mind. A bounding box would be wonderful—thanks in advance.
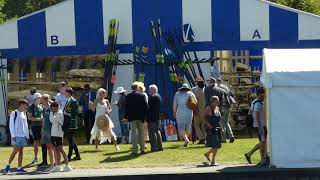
[3,99,29,174]
[49,102,72,172]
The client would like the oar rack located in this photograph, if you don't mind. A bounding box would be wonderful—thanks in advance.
[110,57,219,65]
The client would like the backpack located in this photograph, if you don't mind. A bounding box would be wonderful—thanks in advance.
[246,100,263,127]
[5,111,18,145]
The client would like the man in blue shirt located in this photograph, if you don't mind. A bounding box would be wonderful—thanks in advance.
[79,84,96,144]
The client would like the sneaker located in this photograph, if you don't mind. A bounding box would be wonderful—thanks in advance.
[63,165,72,172]
[43,166,54,172]
[31,158,38,164]
[37,162,48,167]
[3,164,10,175]
[204,153,210,162]
[115,146,120,151]
[16,168,27,174]
[50,166,62,172]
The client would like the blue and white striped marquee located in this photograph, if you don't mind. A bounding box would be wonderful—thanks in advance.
[1,0,320,58]
[1,0,320,135]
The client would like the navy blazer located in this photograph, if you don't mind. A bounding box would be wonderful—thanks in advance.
[79,91,96,112]
[125,91,148,122]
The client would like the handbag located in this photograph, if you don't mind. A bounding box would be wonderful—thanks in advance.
[186,95,198,111]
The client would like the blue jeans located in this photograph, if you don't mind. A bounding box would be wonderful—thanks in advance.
[119,120,129,137]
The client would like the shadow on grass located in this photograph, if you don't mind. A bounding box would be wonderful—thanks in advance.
[81,150,103,154]
[164,144,207,150]
[23,163,36,169]
[104,150,131,156]
[99,151,152,163]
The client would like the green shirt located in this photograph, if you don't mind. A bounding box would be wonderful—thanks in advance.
[42,107,52,132]
[27,104,44,127]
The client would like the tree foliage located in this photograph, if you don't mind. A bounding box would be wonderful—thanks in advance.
[1,0,320,23]
[0,0,5,23]
[270,0,320,15]
[3,0,64,21]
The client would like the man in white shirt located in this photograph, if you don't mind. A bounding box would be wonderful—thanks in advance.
[55,82,68,110]
[245,88,267,165]
[3,99,29,175]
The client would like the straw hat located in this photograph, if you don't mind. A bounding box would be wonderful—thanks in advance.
[114,87,127,94]
[96,114,110,130]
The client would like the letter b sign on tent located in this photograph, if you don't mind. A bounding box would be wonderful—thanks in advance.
[51,35,59,45]
[45,0,76,47]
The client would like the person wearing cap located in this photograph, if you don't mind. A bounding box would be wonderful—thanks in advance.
[3,99,29,174]
[204,77,226,109]
[63,87,81,161]
[191,77,206,144]
[173,84,197,147]
[217,78,235,143]
[89,88,119,151]
[79,84,96,144]
[55,82,68,110]
[146,84,163,152]
[27,93,47,166]
[124,82,148,155]
[114,87,128,144]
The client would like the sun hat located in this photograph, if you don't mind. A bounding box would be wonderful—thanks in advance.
[96,114,110,130]
[114,87,127,94]
[179,84,191,91]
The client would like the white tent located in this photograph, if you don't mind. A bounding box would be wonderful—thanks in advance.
[261,48,320,168]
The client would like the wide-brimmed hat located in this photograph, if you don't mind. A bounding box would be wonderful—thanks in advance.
[114,87,127,94]
[179,84,191,91]
[96,114,110,130]
[33,93,42,100]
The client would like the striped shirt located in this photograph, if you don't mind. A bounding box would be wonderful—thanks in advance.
[9,110,29,138]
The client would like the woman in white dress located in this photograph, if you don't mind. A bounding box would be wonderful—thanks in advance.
[89,88,119,151]
[173,84,197,147]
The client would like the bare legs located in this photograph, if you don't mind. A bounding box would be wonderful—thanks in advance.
[46,144,54,168]
[53,146,68,166]
[205,148,218,165]
[8,146,24,168]
[179,131,190,146]
[33,140,39,161]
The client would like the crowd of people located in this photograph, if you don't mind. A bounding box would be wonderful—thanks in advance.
[3,77,267,174]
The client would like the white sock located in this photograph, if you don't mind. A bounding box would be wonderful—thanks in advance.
[17,167,22,170]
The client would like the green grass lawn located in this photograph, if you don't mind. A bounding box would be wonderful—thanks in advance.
[0,139,260,169]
